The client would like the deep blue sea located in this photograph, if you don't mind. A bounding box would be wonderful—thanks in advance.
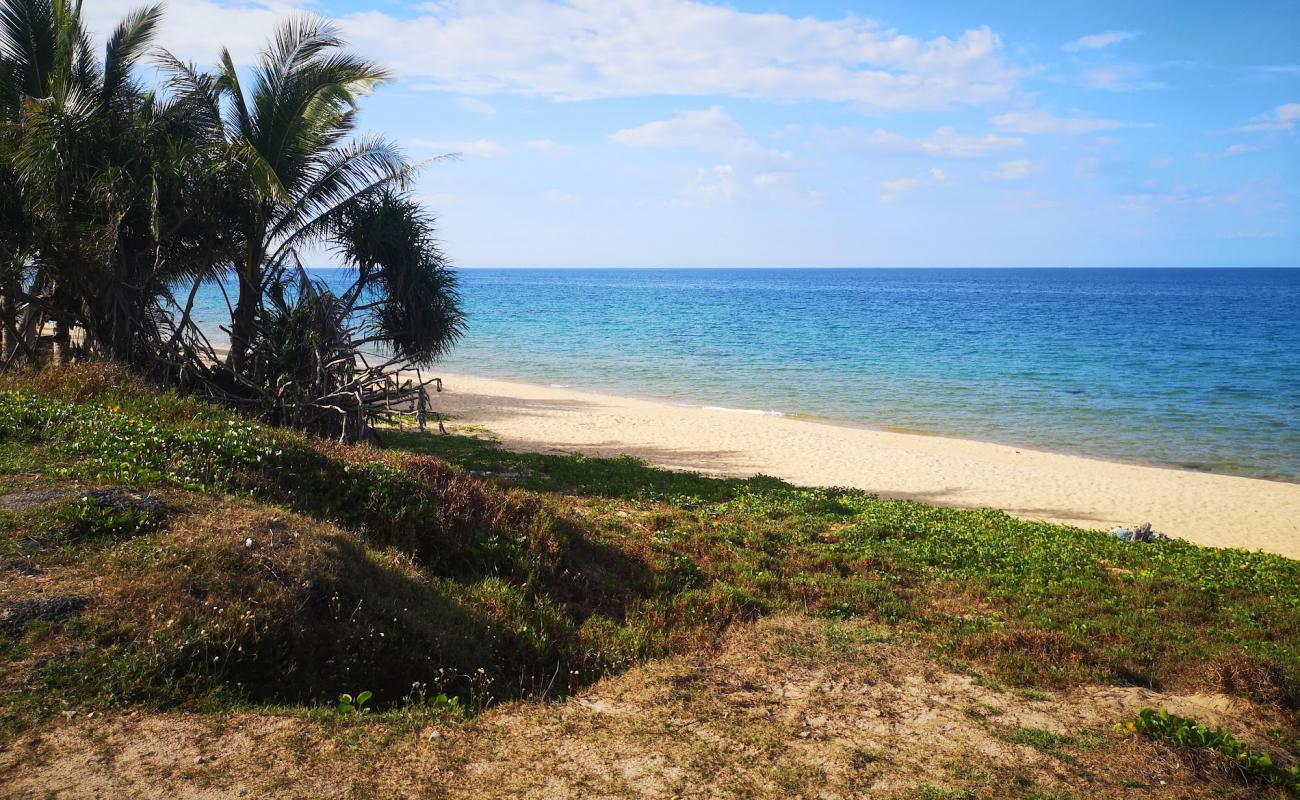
[190,268,1300,482]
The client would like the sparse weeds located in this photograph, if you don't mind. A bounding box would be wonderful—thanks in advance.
[336,691,373,715]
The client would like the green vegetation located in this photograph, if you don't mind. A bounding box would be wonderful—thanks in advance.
[336,691,373,715]
[2,365,1300,777]
[0,0,462,441]
[1130,707,1300,794]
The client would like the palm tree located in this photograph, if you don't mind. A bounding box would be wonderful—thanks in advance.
[0,0,226,366]
[163,16,409,374]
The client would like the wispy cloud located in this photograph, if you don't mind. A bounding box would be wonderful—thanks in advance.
[1239,103,1300,132]
[880,167,945,203]
[1115,178,1284,214]
[612,107,789,162]
[987,159,1033,181]
[1063,30,1137,52]
[1084,65,1164,92]
[823,126,1023,158]
[409,138,506,158]
[991,109,1125,135]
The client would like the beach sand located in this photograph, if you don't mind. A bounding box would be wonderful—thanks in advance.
[433,374,1300,559]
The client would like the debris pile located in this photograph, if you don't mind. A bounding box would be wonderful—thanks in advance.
[1108,522,1167,543]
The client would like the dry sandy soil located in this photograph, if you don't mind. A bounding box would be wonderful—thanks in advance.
[1,617,1287,799]
[432,374,1300,559]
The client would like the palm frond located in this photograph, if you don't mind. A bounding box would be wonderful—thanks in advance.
[101,4,162,107]
[0,0,57,97]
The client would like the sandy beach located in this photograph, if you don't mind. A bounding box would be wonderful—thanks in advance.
[435,373,1300,559]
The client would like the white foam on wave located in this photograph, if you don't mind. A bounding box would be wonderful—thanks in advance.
[703,405,785,417]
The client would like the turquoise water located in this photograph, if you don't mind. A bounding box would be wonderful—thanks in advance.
[190,268,1300,481]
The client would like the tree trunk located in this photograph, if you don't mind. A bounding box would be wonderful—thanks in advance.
[52,318,71,365]
[227,267,258,374]
[0,291,12,362]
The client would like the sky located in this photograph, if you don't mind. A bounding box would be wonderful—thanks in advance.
[85,0,1300,267]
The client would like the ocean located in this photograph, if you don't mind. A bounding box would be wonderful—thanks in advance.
[189,268,1300,482]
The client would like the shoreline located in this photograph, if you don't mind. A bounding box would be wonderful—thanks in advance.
[432,372,1300,559]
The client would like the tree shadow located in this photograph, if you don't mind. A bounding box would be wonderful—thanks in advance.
[383,427,793,504]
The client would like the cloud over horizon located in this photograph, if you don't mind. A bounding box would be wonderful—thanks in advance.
[72,0,1300,267]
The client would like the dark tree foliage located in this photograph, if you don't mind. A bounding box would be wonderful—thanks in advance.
[0,0,463,440]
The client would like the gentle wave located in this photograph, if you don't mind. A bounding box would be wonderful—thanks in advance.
[702,405,786,417]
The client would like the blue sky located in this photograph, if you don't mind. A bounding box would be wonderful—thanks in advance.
[90,0,1299,267]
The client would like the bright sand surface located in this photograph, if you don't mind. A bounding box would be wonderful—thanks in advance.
[433,374,1300,559]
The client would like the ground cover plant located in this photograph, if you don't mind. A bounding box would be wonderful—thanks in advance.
[1130,707,1300,794]
[0,364,1297,794]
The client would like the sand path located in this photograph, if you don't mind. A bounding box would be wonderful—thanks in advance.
[432,374,1300,559]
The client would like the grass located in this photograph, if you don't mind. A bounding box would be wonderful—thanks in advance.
[386,424,1300,703]
[2,363,1300,766]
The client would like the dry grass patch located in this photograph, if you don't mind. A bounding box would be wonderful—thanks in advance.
[4,615,1292,799]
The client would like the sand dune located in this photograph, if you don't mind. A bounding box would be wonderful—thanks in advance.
[434,374,1300,559]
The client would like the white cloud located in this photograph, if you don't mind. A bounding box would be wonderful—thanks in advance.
[97,0,1023,111]
[991,109,1124,135]
[988,159,1032,180]
[1240,103,1300,132]
[409,138,506,157]
[677,164,737,207]
[81,0,293,65]
[612,107,789,162]
[527,139,575,156]
[613,107,745,149]
[879,167,945,203]
[1150,155,1176,169]
[825,125,1023,158]
[1063,31,1137,52]
[457,97,497,115]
